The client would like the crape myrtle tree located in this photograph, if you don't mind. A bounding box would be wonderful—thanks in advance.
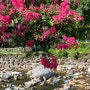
[0,0,85,69]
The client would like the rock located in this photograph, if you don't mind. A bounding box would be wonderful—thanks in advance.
[63,83,70,90]
[46,77,53,84]
[24,81,38,87]
[59,88,64,90]
[0,78,5,82]
[27,71,32,76]
[13,75,18,80]
[11,85,19,90]
[5,88,12,90]
[87,67,90,74]
[79,80,86,84]
[69,81,76,87]
[40,81,45,86]
[11,71,22,77]
[31,65,54,80]
[56,65,62,71]
[85,86,90,90]
[78,65,83,69]
[2,73,12,79]
[54,88,64,90]
[65,65,73,70]
[18,87,25,90]
[64,80,69,84]
[50,77,60,85]
[76,84,85,89]
[78,75,84,79]
[70,73,80,78]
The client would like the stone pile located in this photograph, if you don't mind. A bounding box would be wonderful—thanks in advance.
[0,55,41,71]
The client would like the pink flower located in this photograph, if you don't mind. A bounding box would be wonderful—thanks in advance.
[50,27,57,37]
[63,35,78,49]
[77,16,84,21]
[52,15,64,23]
[43,30,50,38]
[40,4,46,12]
[0,25,7,32]
[0,1,6,13]
[56,43,69,50]
[63,35,68,41]
[48,4,54,12]
[8,8,15,15]
[6,33,12,39]
[21,32,25,38]
[33,6,40,11]
[24,12,33,21]
[32,12,40,20]
[24,11,40,22]
[26,40,34,48]
[11,0,24,8]
[0,35,6,42]
[38,29,51,41]
[54,0,60,4]
[41,55,58,69]
[0,15,11,25]
[40,4,45,9]
[50,54,58,69]
[41,58,51,68]
[75,0,80,6]
[17,23,22,31]
[67,37,78,48]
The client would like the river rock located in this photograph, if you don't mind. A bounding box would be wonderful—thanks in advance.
[5,88,12,90]
[31,65,54,80]
[24,81,38,87]
[50,77,60,85]
[2,73,12,79]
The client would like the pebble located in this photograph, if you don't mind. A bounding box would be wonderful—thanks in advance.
[85,86,90,90]
[24,81,37,87]
[87,67,90,73]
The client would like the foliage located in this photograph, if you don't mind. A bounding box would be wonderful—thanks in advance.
[49,48,68,58]
[49,42,90,59]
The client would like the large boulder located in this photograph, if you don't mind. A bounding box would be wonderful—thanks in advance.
[31,65,54,80]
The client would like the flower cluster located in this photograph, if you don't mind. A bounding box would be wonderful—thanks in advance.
[38,27,57,41]
[0,15,11,25]
[0,1,6,14]
[56,35,78,50]
[63,35,78,48]
[23,11,40,22]
[26,40,34,48]
[52,0,84,24]
[57,43,69,50]
[41,54,58,69]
